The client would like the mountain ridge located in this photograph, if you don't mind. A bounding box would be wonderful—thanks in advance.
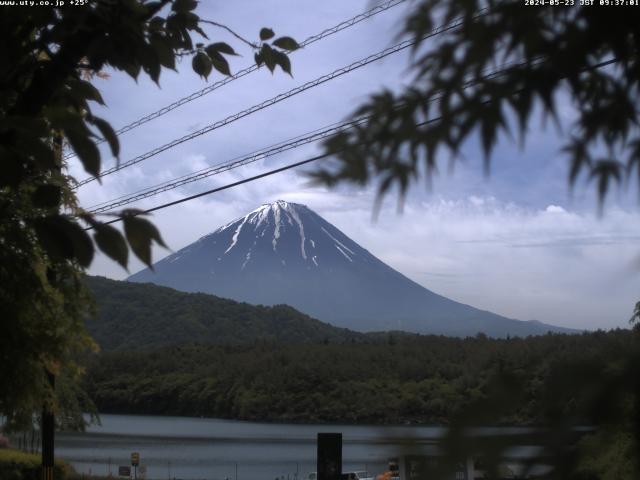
[85,275,364,350]
[128,200,575,337]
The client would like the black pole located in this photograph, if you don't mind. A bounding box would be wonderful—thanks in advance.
[42,128,63,480]
[42,370,55,480]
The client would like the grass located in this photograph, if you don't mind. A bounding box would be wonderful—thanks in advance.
[0,448,70,480]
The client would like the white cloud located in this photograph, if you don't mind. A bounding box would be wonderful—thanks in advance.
[322,197,640,330]
[545,205,566,214]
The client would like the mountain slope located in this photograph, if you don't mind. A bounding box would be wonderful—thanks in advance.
[85,276,364,350]
[128,200,573,337]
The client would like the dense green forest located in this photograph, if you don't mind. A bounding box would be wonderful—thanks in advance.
[85,276,363,349]
[84,329,636,425]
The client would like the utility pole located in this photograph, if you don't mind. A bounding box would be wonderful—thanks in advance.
[42,132,63,480]
[41,370,55,480]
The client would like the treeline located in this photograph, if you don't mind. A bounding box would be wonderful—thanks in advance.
[84,329,637,425]
[85,276,364,350]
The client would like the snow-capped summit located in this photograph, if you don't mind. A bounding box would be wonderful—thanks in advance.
[189,200,368,272]
[128,201,572,337]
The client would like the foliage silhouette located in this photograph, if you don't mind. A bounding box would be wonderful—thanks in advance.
[0,0,297,429]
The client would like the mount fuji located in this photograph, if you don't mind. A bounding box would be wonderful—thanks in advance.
[128,200,572,337]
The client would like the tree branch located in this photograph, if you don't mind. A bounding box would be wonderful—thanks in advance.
[199,20,259,49]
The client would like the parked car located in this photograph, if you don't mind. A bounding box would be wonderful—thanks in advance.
[341,471,374,480]
[308,471,374,480]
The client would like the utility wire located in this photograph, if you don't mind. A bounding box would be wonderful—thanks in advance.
[88,154,337,229]
[85,116,444,230]
[86,117,370,213]
[84,55,621,226]
[74,13,469,188]
[85,54,533,214]
[64,0,409,161]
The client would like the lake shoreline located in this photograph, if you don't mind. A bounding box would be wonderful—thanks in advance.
[75,411,541,432]
[56,413,452,480]
[87,409,445,428]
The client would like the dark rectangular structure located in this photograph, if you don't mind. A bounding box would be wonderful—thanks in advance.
[317,433,342,480]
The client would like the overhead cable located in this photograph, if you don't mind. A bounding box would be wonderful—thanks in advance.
[75,13,468,188]
[85,118,371,213]
[83,55,623,224]
[64,0,409,161]
[85,116,444,230]
[86,54,540,214]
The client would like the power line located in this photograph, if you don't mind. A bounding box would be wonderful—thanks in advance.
[63,0,408,161]
[86,115,443,230]
[85,56,534,213]
[83,53,620,229]
[85,117,370,213]
[87,154,334,229]
[74,14,467,188]
[84,118,359,209]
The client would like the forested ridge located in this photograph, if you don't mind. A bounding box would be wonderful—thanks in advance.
[85,276,364,349]
[84,329,636,425]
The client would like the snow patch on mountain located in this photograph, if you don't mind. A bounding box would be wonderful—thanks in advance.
[321,226,355,256]
[225,217,247,254]
[288,205,307,260]
[272,204,281,252]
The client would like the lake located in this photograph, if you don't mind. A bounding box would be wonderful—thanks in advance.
[56,414,449,480]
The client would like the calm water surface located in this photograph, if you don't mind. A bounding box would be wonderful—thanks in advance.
[56,414,447,480]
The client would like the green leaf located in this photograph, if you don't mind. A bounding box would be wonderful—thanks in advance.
[66,79,105,105]
[33,215,94,268]
[272,36,300,51]
[32,184,62,209]
[589,159,622,208]
[254,52,263,66]
[206,42,238,56]
[89,116,120,158]
[192,51,212,79]
[173,11,199,30]
[273,50,292,76]
[141,47,162,85]
[93,223,129,269]
[259,27,275,41]
[123,62,142,80]
[122,214,168,268]
[146,2,166,16]
[172,0,198,13]
[208,51,230,76]
[64,126,101,178]
[149,16,165,32]
[150,36,176,70]
[260,44,277,73]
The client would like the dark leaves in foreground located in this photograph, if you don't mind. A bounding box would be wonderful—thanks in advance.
[1,1,299,273]
[0,0,298,428]
[312,0,640,209]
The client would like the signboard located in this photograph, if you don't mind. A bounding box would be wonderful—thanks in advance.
[118,466,131,477]
[131,452,140,466]
[317,433,342,480]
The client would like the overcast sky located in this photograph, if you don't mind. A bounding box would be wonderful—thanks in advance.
[70,0,640,331]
